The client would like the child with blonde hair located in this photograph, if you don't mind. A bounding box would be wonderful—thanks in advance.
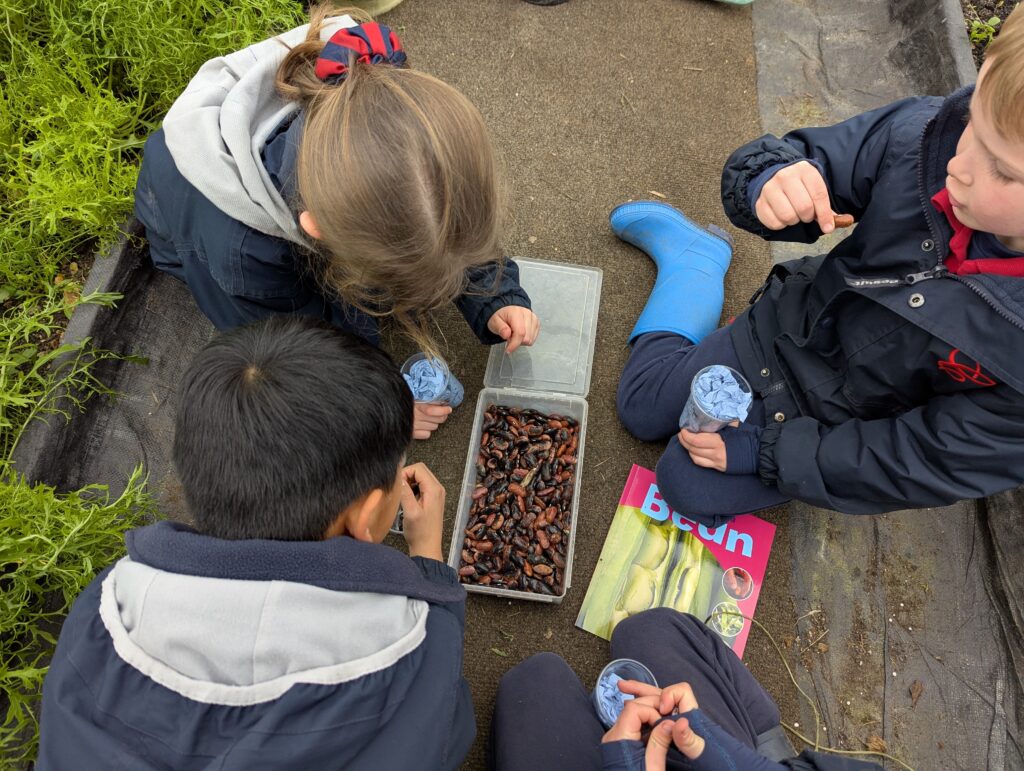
[135,5,539,438]
[613,5,1024,524]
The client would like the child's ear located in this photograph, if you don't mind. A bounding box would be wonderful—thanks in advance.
[352,488,386,543]
[299,211,322,241]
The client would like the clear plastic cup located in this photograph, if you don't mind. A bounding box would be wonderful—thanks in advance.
[390,506,404,534]
[592,658,658,729]
[401,353,464,408]
[679,365,752,433]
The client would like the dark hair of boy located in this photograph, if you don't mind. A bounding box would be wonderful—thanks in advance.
[172,315,413,541]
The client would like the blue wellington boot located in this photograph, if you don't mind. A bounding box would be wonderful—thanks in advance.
[610,201,733,344]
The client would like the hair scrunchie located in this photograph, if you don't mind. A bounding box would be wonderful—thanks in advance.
[315,22,407,84]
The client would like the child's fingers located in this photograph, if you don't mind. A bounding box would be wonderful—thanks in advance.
[796,166,835,233]
[602,701,664,744]
[755,196,785,230]
[677,430,722,450]
[524,313,541,346]
[783,181,817,224]
[415,413,449,428]
[412,405,450,437]
[671,718,706,760]
[762,186,799,228]
[683,444,718,462]
[505,324,526,353]
[406,463,445,508]
[399,472,422,516]
[413,417,446,437]
[617,679,662,699]
[417,403,452,418]
[644,720,675,771]
[489,314,513,340]
[802,182,835,233]
[688,453,722,470]
[659,682,699,714]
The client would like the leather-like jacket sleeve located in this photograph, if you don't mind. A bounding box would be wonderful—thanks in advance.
[758,385,1024,514]
[455,258,532,345]
[721,97,933,243]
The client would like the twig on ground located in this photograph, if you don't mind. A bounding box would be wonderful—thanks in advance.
[801,628,830,655]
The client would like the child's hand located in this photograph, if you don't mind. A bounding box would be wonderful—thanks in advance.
[618,680,701,716]
[413,402,452,440]
[617,681,706,766]
[400,463,445,561]
[600,694,664,743]
[755,160,840,234]
[643,717,706,768]
[678,428,727,472]
[487,306,541,353]
[602,680,706,769]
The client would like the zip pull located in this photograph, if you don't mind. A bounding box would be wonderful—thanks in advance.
[904,265,948,285]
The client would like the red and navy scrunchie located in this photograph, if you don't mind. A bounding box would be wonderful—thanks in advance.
[314,22,407,84]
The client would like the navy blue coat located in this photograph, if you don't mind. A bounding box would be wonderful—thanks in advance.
[721,87,1024,513]
[134,117,530,343]
[37,522,475,770]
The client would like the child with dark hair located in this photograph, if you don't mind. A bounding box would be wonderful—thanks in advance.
[613,5,1024,525]
[36,316,473,769]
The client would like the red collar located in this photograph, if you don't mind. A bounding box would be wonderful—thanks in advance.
[931,188,1024,276]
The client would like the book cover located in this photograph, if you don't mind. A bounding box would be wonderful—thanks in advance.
[576,464,776,657]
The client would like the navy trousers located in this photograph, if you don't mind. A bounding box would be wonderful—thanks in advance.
[490,610,783,771]
[616,328,789,526]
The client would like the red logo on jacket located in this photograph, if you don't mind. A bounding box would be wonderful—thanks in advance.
[937,349,996,387]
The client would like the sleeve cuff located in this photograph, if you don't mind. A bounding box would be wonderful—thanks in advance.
[456,258,532,344]
[722,423,762,476]
[599,739,646,770]
[412,556,461,587]
[757,423,783,485]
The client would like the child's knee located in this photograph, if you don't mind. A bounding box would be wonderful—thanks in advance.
[611,607,683,649]
[498,652,572,692]
[655,448,736,527]
[616,378,669,442]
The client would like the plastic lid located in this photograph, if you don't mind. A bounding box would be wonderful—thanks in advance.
[484,257,603,397]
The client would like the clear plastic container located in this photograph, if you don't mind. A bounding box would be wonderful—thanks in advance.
[592,658,659,729]
[401,352,464,407]
[390,506,404,535]
[483,258,601,397]
[679,365,752,433]
[447,388,588,603]
[446,258,602,603]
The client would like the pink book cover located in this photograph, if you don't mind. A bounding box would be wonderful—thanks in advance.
[575,464,776,657]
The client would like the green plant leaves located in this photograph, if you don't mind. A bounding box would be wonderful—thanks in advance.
[0,1,307,762]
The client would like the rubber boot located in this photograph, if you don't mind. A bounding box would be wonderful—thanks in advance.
[610,201,733,344]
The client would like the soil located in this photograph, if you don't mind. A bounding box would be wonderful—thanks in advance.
[961,0,1020,65]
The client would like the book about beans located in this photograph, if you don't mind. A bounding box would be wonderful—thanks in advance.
[576,464,776,657]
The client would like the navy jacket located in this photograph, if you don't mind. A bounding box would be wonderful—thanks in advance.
[134,116,530,343]
[721,87,1024,514]
[37,521,475,770]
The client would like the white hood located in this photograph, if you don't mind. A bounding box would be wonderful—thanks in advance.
[99,557,428,707]
[162,15,357,244]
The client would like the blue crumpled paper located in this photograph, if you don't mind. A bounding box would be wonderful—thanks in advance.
[402,357,464,407]
[597,672,634,725]
[679,365,751,432]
